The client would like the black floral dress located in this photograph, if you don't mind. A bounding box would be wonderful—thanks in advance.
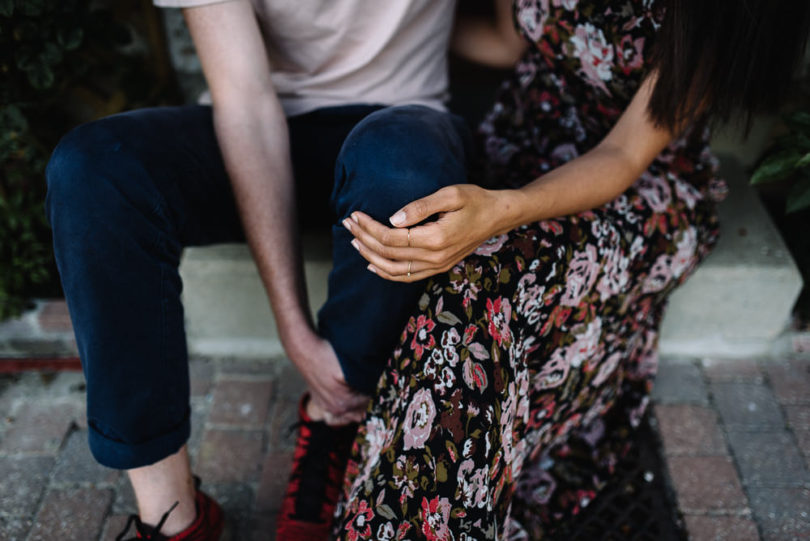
[334,0,727,539]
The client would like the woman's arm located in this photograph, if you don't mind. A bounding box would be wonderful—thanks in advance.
[344,76,674,282]
[451,0,527,68]
[184,2,367,419]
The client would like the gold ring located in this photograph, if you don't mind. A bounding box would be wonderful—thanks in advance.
[407,228,411,247]
[407,260,412,277]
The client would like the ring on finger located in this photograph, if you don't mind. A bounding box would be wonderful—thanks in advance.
[407,228,411,247]
[407,260,412,277]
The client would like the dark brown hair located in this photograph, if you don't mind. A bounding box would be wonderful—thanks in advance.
[648,0,810,132]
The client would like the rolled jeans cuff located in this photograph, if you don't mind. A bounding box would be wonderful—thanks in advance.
[87,411,191,470]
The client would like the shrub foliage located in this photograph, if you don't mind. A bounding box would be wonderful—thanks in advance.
[752,111,810,214]
[1,0,174,320]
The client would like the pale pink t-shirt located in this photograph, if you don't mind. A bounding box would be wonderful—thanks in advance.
[154,0,456,116]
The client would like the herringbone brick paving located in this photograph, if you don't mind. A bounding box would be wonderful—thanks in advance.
[1,356,809,540]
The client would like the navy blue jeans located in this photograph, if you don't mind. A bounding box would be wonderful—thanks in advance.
[45,104,470,469]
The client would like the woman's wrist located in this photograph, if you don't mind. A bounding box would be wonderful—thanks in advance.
[491,186,551,233]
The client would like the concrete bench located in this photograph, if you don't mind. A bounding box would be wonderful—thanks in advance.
[179,154,803,360]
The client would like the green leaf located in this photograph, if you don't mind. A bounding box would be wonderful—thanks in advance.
[18,0,44,16]
[0,0,13,17]
[437,311,462,326]
[786,174,810,214]
[775,132,810,152]
[1,104,28,130]
[40,43,63,66]
[785,111,810,136]
[797,152,810,170]
[57,27,83,51]
[26,64,54,90]
[751,149,802,185]
[376,504,396,521]
[15,50,35,71]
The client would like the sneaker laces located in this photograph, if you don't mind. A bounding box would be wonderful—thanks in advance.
[115,501,179,541]
[115,477,202,541]
[287,418,354,521]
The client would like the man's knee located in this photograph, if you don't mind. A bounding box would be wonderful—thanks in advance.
[46,116,155,236]
[332,105,470,219]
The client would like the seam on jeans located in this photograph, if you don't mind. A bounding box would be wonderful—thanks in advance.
[158,231,168,372]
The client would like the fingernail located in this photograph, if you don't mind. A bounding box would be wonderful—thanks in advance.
[390,211,406,226]
[350,239,360,251]
[351,212,359,223]
[367,265,377,274]
[342,218,352,231]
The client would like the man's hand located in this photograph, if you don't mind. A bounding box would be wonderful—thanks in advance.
[343,184,518,282]
[287,334,369,425]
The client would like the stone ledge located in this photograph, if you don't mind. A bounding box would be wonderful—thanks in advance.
[180,155,804,360]
[0,157,802,362]
[659,154,803,356]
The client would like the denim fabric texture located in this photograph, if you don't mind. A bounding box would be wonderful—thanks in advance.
[45,103,470,469]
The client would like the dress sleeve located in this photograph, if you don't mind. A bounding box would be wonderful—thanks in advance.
[153,0,237,8]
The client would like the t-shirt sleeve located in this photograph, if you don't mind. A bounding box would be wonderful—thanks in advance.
[153,0,236,8]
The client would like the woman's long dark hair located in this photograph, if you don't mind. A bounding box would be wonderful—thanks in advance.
[648,0,810,132]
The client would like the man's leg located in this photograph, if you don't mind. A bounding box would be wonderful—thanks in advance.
[46,105,241,536]
[319,104,472,394]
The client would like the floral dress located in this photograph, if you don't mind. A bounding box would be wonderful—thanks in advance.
[334,0,727,539]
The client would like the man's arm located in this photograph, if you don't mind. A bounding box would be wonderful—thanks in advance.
[183,1,367,420]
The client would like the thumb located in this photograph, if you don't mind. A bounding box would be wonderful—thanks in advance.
[389,186,461,228]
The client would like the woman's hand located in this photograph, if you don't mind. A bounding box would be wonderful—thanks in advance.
[343,184,517,282]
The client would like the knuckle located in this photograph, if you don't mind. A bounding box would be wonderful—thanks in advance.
[428,251,444,265]
[380,230,394,246]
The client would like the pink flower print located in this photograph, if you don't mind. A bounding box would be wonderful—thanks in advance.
[457,459,490,508]
[409,315,436,360]
[361,416,392,479]
[420,495,454,541]
[463,358,489,392]
[517,0,550,42]
[516,273,546,325]
[440,327,461,348]
[403,388,437,450]
[486,297,513,346]
[500,383,518,462]
[560,244,599,307]
[462,324,478,345]
[642,254,673,293]
[515,464,557,506]
[674,176,703,210]
[552,0,579,9]
[376,522,395,541]
[345,499,374,541]
[636,173,673,213]
[475,233,509,256]
[592,351,622,387]
[570,23,614,94]
[671,226,698,279]
[535,347,570,390]
[616,34,645,75]
[434,366,456,396]
[550,143,580,164]
[540,219,564,236]
[596,245,630,301]
[567,318,603,368]
[395,522,412,540]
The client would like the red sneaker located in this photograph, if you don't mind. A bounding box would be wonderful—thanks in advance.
[115,477,225,541]
[276,394,358,541]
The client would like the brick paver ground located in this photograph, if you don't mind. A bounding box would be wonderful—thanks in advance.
[1,356,809,540]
